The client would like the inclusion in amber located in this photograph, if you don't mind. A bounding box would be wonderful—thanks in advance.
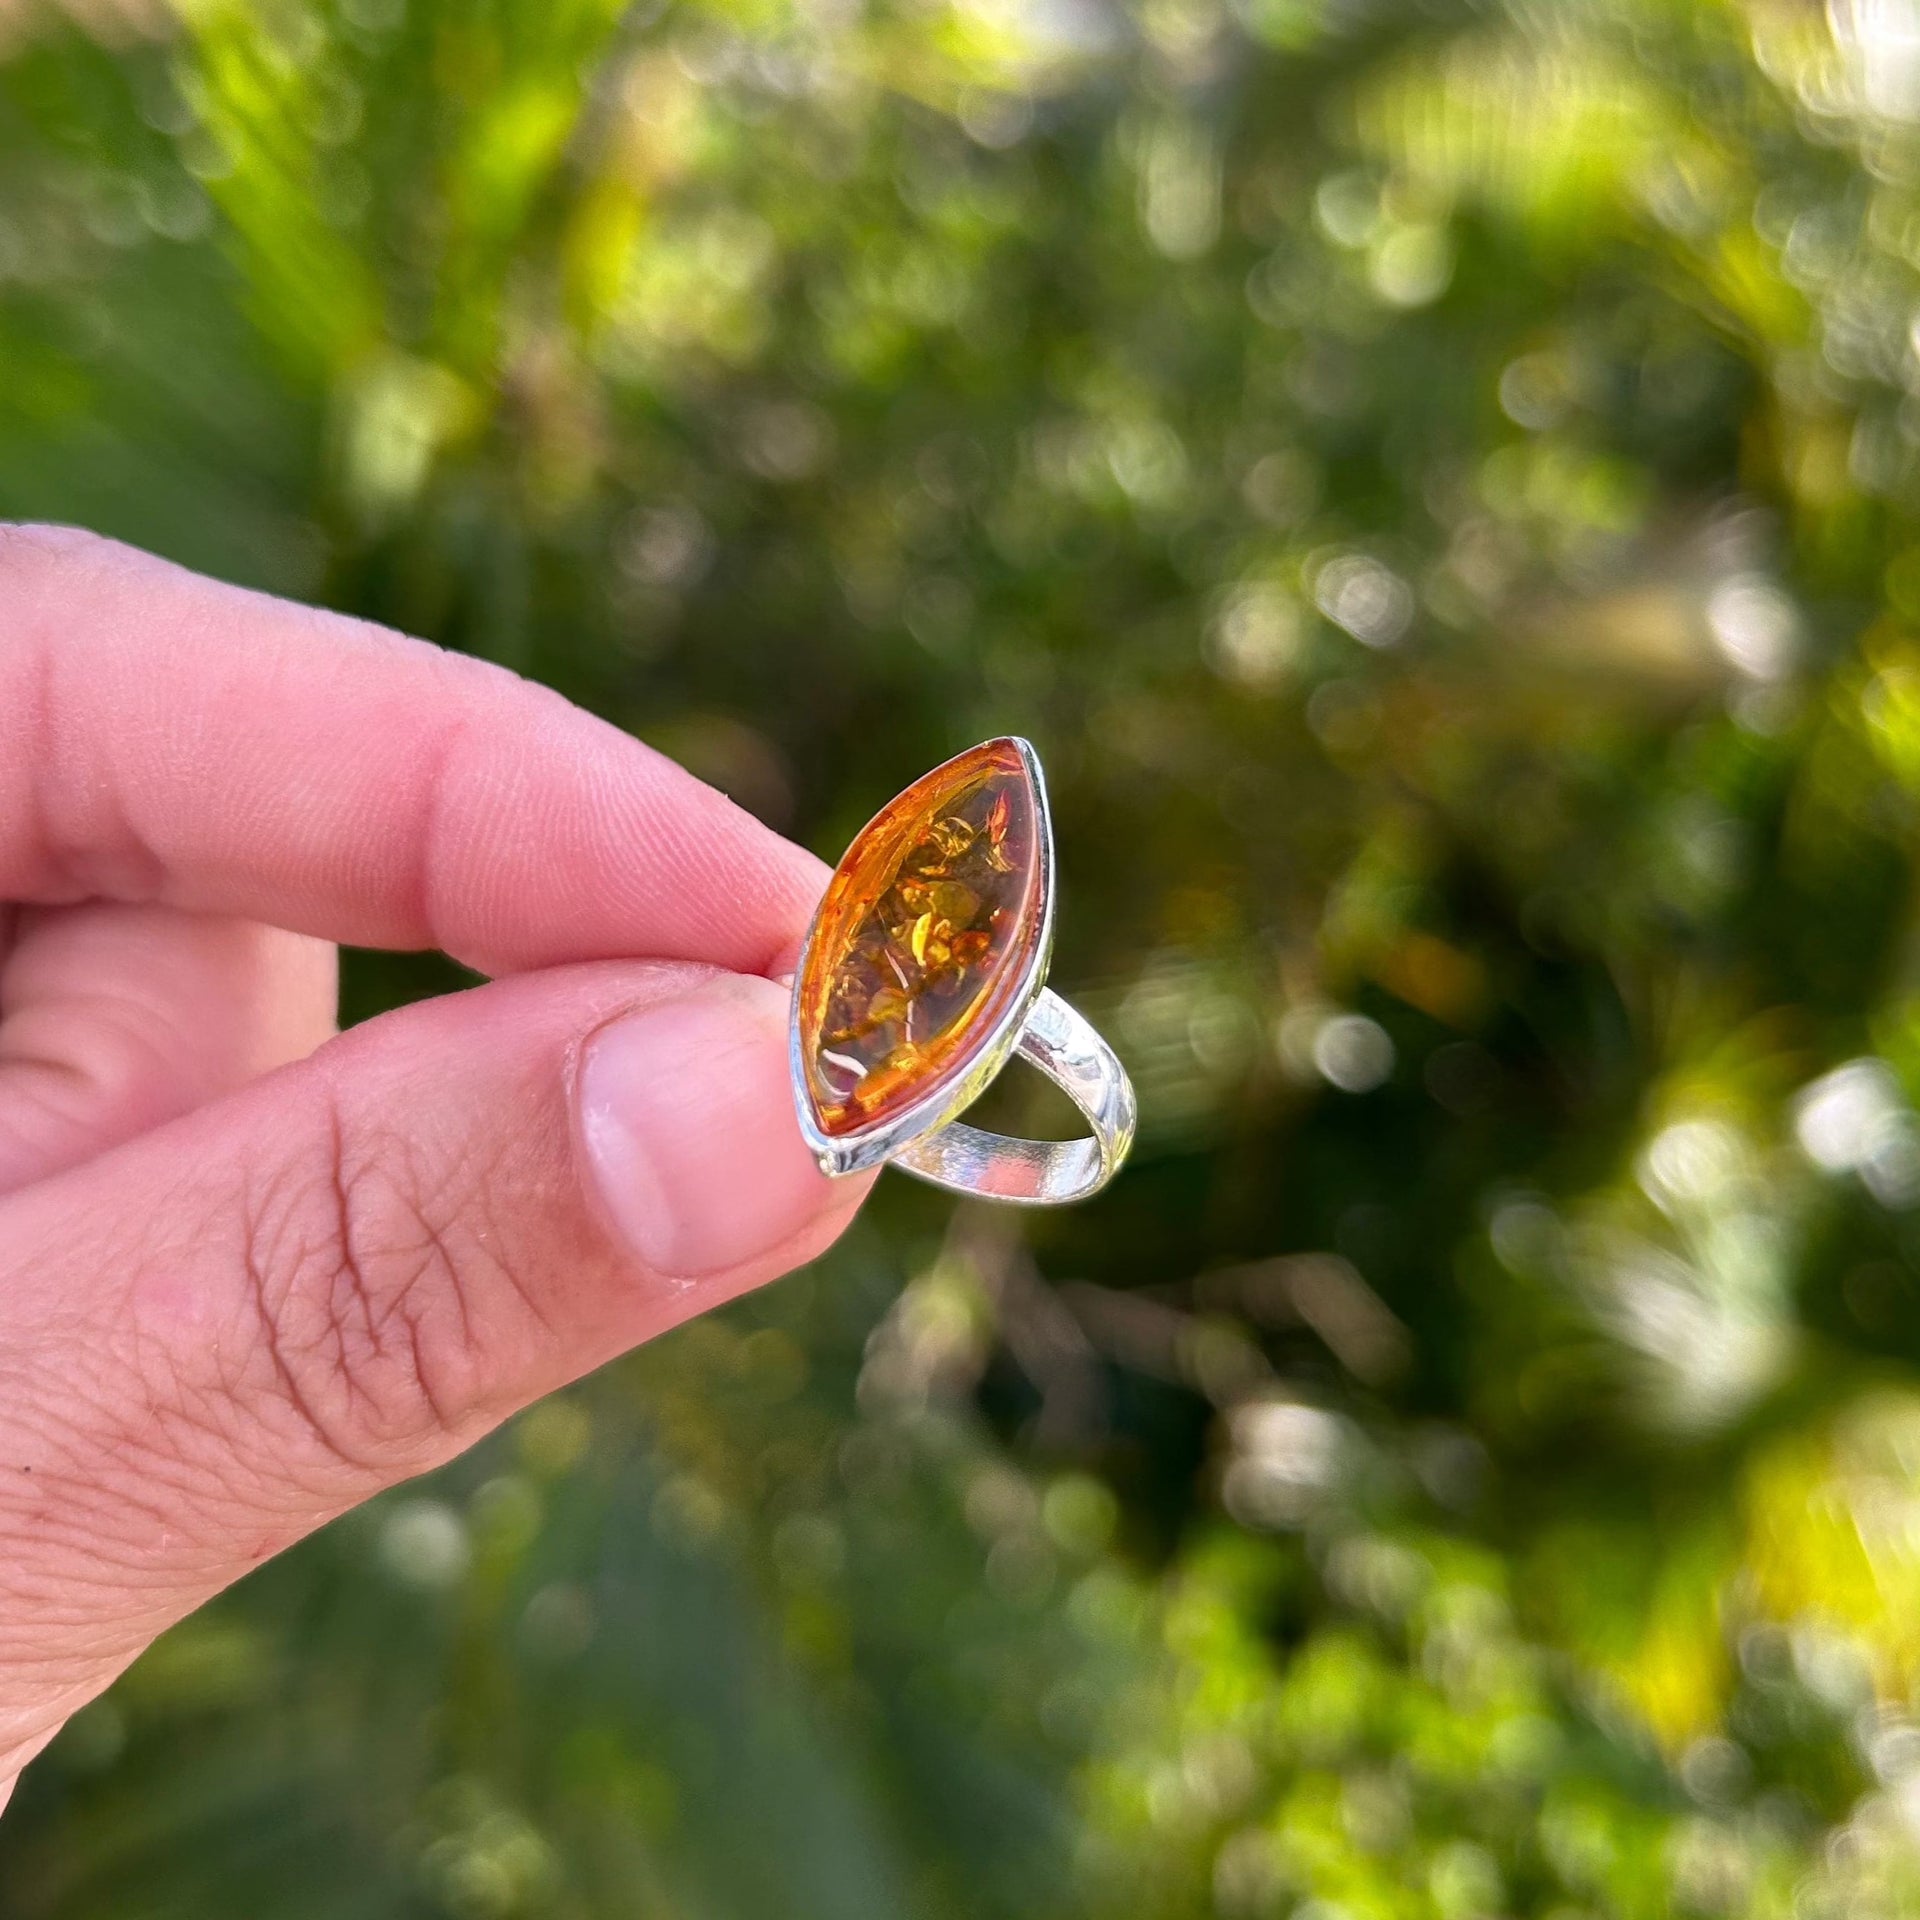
[797,738,1047,1138]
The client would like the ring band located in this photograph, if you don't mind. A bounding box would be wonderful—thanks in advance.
[889,988,1136,1204]
[788,738,1136,1206]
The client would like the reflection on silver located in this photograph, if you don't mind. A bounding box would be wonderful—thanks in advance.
[887,987,1136,1205]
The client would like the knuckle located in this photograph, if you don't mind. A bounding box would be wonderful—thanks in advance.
[0,523,132,608]
[0,525,168,903]
[228,1096,523,1473]
[0,519,105,563]
[0,524,106,679]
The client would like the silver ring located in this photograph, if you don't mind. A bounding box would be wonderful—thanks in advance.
[789,737,1136,1206]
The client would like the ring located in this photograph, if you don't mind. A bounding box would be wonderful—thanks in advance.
[788,737,1136,1205]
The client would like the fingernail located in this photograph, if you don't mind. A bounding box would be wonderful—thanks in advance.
[576,974,839,1283]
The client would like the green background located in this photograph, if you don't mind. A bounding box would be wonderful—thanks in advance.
[8,0,1920,1912]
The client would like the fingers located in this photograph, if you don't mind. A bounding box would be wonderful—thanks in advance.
[0,902,337,1191]
[0,526,825,977]
[0,963,868,1777]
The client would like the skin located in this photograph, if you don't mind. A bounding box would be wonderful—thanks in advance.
[0,526,873,1814]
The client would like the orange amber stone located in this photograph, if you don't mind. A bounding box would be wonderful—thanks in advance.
[797,738,1047,1138]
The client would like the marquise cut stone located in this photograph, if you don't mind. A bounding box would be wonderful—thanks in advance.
[797,739,1046,1138]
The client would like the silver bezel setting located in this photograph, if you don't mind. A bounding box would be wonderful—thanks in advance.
[788,736,1056,1179]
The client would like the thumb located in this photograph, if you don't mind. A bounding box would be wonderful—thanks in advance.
[0,963,867,1778]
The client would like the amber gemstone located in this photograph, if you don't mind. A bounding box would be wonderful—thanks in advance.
[797,738,1047,1138]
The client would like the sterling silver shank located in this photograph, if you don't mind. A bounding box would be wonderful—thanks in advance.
[888,989,1136,1205]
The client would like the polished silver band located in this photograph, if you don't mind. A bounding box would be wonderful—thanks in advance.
[890,989,1136,1205]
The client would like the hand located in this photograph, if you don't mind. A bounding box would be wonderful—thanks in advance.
[0,527,869,1811]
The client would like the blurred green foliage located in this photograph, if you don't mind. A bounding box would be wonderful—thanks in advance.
[14,0,1920,1911]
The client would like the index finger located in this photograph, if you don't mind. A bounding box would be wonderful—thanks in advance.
[0,527,824,977]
